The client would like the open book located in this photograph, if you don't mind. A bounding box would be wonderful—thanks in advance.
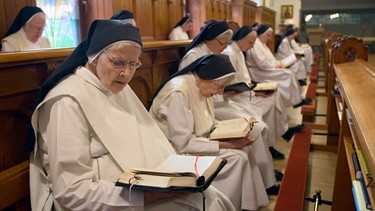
[210,117,258,140]
[280,53,297,68]
[116,155,227,192]
[253,82,278,91]
[224,82,256,92]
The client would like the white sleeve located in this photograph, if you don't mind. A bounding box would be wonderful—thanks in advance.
[1,40,15,52]
[158,92,220,154]
[38,96,144,210]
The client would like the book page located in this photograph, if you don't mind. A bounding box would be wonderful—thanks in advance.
[156,155,218,177]
[210,117,253,139]
[281,54,297,68]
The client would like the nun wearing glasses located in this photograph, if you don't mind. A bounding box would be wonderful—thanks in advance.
[25,20,235,211]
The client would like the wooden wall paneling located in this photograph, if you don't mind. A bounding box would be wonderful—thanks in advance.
[218,0,225,19]
[79,0,113,40]
[224,0,232,20]
[166,0,185,39]
[231,0,255,27]
[135,0,155,40]
[152,0,169,40]
[0,0,35,39]
[112,0,134,14]
[206,0,214,19]
[211,0,219,19]
[186,0,207,38]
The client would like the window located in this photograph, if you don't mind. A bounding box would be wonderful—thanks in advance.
[37,0,79,48]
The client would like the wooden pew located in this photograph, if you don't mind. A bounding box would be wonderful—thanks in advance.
[274,127,312,210]
[325,36,368,146]
[330,59,375,210]
[0,40,190,210]
[301,83,318,123]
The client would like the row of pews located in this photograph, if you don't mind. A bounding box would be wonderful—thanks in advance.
[275,33,374,210]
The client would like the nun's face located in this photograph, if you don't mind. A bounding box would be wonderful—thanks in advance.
[196,77,229,98]
[24,15,46,43]
[238,32,257,51]
[93,43,141,94]
[206,35,231,53]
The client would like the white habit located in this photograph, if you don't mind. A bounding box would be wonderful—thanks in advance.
[29,67,235,211]
[149,73,269,210]
[275,37,307,80]
[1,28,51,52]
[246,38,304,108]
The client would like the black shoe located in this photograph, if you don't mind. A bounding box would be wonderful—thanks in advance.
[282,123,306,142]
[298,79,307,86]
[293,98,312,108]
[266,184,280,195]
[275,169,283,181]
[269,147,285,160]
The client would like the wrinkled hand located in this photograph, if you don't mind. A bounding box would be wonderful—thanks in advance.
[218,135,255,149]
[223,90,240,99]
[144,191,187,204]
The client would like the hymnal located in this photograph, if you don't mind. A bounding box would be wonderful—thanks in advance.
[116,155,227,192]
[210,117,257,140]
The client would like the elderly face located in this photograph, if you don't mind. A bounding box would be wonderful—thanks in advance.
[196,76,232,98]
[238,31,257,51]
[205,34,231,53]
[182,22,193,32]
[23,14,46,43]
[259,29,273,44]
[91,42,142,94]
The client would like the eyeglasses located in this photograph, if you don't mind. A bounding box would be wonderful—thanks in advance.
[103,50,142,71]
[215,38,229,47]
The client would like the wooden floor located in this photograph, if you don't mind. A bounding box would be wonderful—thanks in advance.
[260,53,375,211]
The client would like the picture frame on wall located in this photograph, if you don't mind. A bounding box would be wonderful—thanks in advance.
[281,5,293,19]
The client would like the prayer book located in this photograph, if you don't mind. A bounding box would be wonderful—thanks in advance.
[210,117,258,140]
[252,82,278,92]
[115,155,227,192]
[280,53,298,68]
[224,82,256,92]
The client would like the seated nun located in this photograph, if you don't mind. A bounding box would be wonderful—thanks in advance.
[275,27,308,86]
[246,25,312,108]
[168,15,193,40]
[149,54,269,211]
[25,19,235,211]
[1,6,51,52]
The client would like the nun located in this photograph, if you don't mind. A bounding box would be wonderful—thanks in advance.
[221,26,296,191]
[1,6,51,52]
[178,20,233,69]
[178,20,280,189]
[26,20,235,211]
[111,10,136,26]
[149,54,269,211]
[168,15,193,40]
[246,24,312,108]
[275,27,308,86]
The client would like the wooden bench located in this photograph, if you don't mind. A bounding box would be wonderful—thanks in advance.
[0,161,30,210]
[309,64,319,83]
[274,127,312,211]
[301,83,318,123]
